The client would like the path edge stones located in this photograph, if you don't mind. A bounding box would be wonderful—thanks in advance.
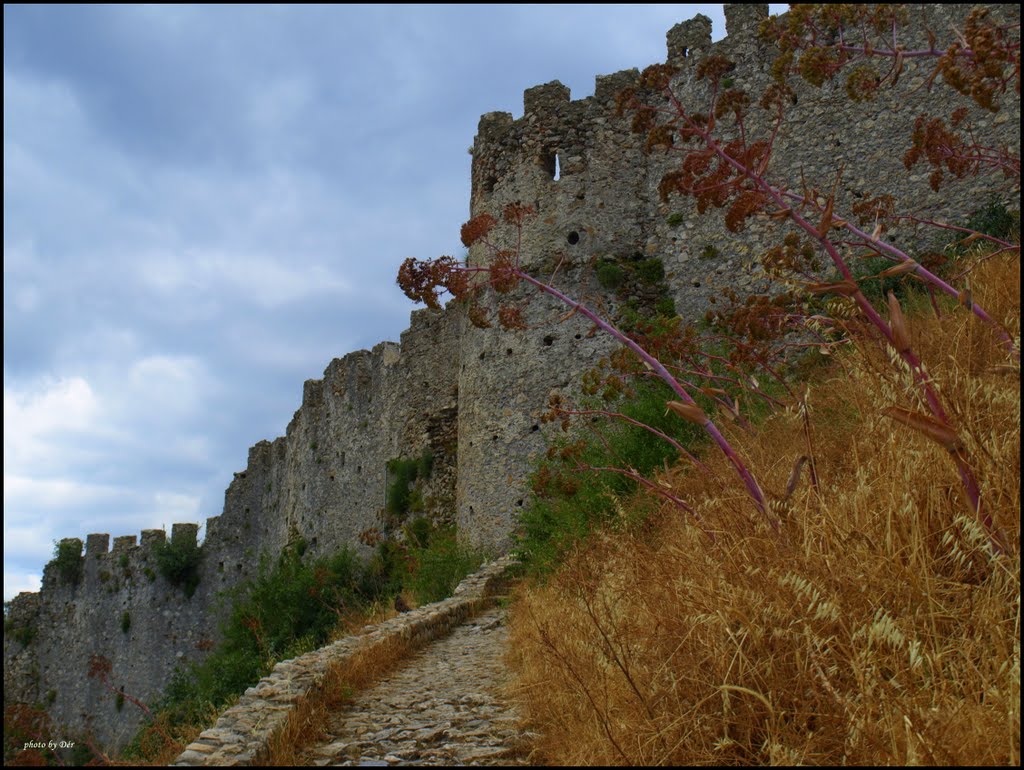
[172,555,519,766]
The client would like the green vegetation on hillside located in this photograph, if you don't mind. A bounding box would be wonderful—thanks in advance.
[116,518,484,764]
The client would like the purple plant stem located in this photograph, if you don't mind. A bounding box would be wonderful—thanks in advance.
[671,107,1000,547]
[515,269,773,525]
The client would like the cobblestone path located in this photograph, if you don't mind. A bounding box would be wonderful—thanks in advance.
[298,603,531,766]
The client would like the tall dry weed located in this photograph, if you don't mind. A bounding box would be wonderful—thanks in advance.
[506,254,1020,765]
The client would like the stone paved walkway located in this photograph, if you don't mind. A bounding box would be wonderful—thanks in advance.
[298,603,531,766]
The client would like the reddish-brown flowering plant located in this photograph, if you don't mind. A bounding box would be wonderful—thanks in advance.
[613,3,1019,548]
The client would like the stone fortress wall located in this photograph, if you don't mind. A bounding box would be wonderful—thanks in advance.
[4,305,463,749]
[4,3,1018,751]
[458,2,1019,550]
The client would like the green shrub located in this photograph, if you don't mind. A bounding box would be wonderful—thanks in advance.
[666,212,685,227]
[386,458,420,516]
[596,261,625,289]
[417,448,434,479]
[48,540,83,586]
[4,616,36,647]
[115,692,125,712]
[700,243,720,260]
[517,380,706,576]
[154,531,202,599]
[655,297,677,317]
[407,527,483,605]
[359,541,407,599]
[386,448,434,517]
[850,253,921,305]
[965,198,1018,239]
[407,489,426,513]
[155,545,373,728]
[121,611,131,635]
[636,258,665,284]
[405,517,432,549]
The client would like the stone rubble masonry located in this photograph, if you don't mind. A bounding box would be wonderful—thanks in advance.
[171,556,518,766]
[4,2,1018,753]
[296,602,527,766]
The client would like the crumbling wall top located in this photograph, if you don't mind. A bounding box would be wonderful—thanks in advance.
[524,80,571,116]
[86,533,110,556]
[171,522,199,544]
[141,529,166,548]
[112,535,137,553]
[667,14,712,66]
[595,68,639,103]
[725,3,768,37]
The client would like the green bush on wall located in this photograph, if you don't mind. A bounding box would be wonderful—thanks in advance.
[154,531,202,599]
[152,544,370,729]
[386,448,435,516]
[965,198,1018,240]
[48,540,84,586]
[406,526,483,605]
[596,260,626,289]
[636,258,665,284]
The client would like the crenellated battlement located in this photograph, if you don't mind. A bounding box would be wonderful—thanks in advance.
[724,3,768,37]
[76,523,200,562]
[666,13,712,65]
[112,535,137,553]
[471,4,776,212]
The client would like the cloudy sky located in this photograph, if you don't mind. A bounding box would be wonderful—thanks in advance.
[4,4,786,601]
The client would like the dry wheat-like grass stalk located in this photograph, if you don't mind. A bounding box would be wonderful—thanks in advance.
[506,255,1020,765]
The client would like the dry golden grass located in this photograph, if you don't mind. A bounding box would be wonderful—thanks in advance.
[506,254,1020,765]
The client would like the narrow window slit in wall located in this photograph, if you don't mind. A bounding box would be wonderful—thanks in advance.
[541,150,557,180]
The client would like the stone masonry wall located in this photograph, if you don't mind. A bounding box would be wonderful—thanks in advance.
[457,2,1020,550]
[4,2,1019,754]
